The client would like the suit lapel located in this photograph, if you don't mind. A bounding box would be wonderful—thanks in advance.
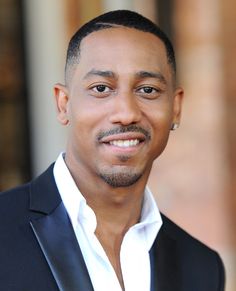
[29,165,94,291]
[150,223,181,291]
[29,166,183,291]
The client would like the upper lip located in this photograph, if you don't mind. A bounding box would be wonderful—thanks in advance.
[99,132,146,143]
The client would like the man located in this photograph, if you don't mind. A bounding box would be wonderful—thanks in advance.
[0,10,224,291]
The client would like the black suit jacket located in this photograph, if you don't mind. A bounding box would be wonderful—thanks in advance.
[0,165,225,291]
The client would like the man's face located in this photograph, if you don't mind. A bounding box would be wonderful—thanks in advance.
[55,27,183,188]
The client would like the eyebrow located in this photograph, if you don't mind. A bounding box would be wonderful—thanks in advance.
[135,71,167,85]
[83,69,167,85]
[83,69,116,80]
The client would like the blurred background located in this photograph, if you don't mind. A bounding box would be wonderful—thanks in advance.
[0,0,235,289]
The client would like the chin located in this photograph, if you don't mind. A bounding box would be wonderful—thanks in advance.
[98,168,143,188]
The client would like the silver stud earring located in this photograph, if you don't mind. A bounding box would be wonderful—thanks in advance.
[171,123,179,130]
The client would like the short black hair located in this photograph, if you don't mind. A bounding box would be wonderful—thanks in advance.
[65,10,176,83]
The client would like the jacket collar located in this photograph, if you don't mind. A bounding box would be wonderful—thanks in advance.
[150,215,181,291]
[29,164,94,291]
[29,164,61,215]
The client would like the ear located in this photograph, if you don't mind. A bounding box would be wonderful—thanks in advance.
[172,87,184,127]
[54,83,70,126]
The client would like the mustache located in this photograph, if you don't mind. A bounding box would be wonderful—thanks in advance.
[97,125,151,141]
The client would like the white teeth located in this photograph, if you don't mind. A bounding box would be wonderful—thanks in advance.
[109,139,140,147]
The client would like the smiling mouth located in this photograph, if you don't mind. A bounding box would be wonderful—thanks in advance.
[109,139,140,148]
[97,125,150,152]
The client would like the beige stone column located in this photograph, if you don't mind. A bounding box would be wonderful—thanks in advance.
[220,0,236,289]
[220,0,236,243]
[133,0,157,22]
[65,0,102,39]
[23,0,67,176]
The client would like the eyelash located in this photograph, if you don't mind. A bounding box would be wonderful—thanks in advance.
[91,84,112,93]
[89,84,162,99]
[137,86,159,94]
[136,86,163,100]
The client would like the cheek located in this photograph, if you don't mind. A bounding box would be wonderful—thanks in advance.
[69,91,110,121]
[147,106,173,152]
[67,102,104,150]
[147,103,173,131]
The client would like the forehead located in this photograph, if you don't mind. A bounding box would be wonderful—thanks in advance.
[73,27,172,82]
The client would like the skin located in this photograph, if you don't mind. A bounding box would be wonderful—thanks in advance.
[54,26,184,290]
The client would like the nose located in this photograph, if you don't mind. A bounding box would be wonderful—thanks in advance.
[108,92,142,125]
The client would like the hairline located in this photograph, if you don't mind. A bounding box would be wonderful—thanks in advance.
[65,24,176,86]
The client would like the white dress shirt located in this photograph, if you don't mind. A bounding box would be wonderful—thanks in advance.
[53,153,162,291]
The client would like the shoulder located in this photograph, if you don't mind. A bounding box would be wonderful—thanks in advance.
[0,163,55,210]
[0,164,52,219]
[160,214,225,289]
[161,214,219,255]
[0,183,30,207]
[0,183,31,224]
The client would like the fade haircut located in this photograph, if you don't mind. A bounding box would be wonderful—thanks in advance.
[65,10,176,84]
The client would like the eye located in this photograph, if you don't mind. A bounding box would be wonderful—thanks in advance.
[136,86,161,99]
[89,84,114,98]
[138,86,157,94]
[92,85,110,93]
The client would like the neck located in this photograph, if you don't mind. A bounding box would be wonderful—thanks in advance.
[68,165,147,233]
[65,155,149,232]
[81,177,146,233]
